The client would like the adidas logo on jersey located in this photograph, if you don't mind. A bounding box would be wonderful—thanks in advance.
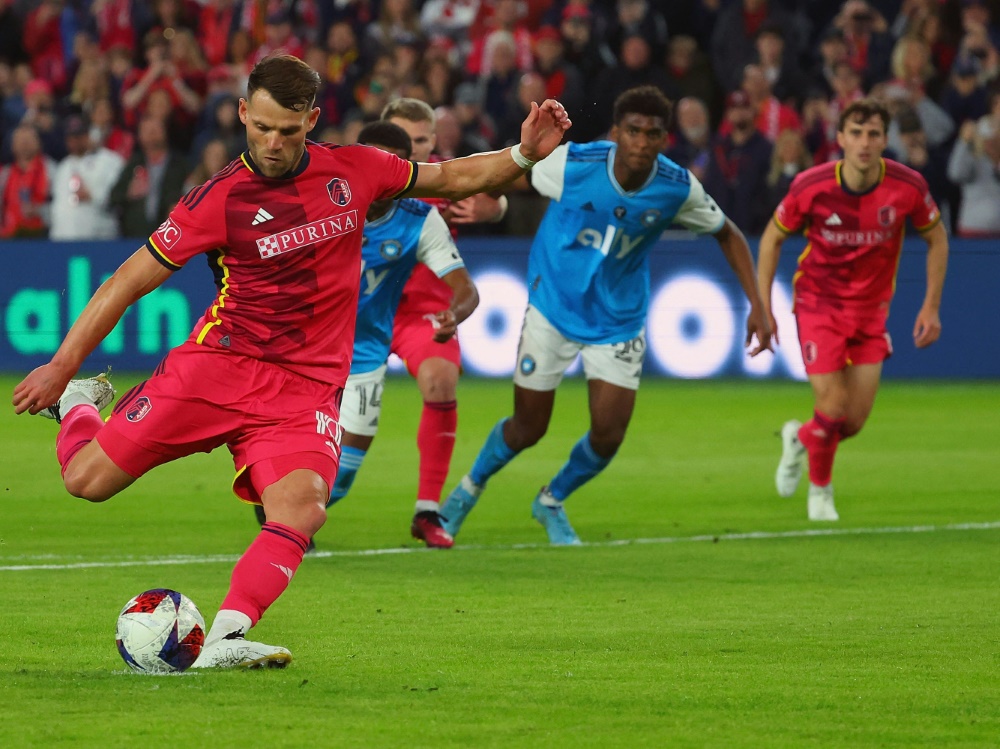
[252,207,274,226]
[824,213,843,226]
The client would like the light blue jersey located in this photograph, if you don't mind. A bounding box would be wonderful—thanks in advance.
[352,199,464,373]
[528,141,726,344]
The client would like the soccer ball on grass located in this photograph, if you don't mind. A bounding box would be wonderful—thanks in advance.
[115,588,206,673]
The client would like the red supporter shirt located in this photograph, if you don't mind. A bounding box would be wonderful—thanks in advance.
[773,158,940,311]
[148,141,416,386]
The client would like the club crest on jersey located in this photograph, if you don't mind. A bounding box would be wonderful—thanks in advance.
[327,178,352,206]
[878,205,896,227]
[519,355,536,375]
[640,209,661,227]
[154,217,182,250]
[803,340,819,365]
[379,240,403,260]
[126,396,152,422]
[614,206,627,219]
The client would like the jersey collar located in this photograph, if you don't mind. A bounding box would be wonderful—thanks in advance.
[241,141,313,179]
[836,158,886,196]
[605,143,657,197]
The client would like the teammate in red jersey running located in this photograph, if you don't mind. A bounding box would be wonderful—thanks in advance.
[11,54,570,669]
[380,98,507,545]
[757,98,949,522]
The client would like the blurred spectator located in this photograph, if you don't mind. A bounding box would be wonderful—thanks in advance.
[467,0,535,76]
[453,82,498,148]
[50,114,125,240]
[876,77,955,151]
[197,0,241,68]
[67,60,112,115]
[888,34,946,103]
[496,71,547,147]
[703,90,773,235]
[904,3,959,77]
[183,137,231,194]
[605,0,669,60]
[947,115,1000,236]
[956,15,1000,85]
[939,55,990,128]
[892,104,954,225]
[420,0,483,49]
[421,56,460,108]
[763,128,812,218]
[753,22,810,110]
[801,88,839,164]
[591,33,679,138]
[665,96,712,181]
[109,115,187,238]
[120,30,203,133]
[18,78,66,162]
[320,21,364,124]
[710,0,805,94]
[532,26,585,121]
[136,0,198,42]
[23,0,68,95]
[0,125,54,239]
[0,0,27,66]
[809,27,851,98]
[89,0,136,54]
[251,10,306,66]
[433,105,490,158]
[88,96,134,160]
[828,61,866,132]
[664,34,722,125]
[365,0,424,60]
[738,63,802,142]
[192,95,243,162]
[559,4,615,98]
[959,0,1000,51]
[827,0,894,87]
[479,31,522,129]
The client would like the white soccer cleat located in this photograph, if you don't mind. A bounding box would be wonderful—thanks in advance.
[190,631,292,670]
[807,482,839,522]
[775,419,806,498]
[38,371,116,423]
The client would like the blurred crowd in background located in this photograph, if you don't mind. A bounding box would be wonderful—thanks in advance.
[2,0,1000,242]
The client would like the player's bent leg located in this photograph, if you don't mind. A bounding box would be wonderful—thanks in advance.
[505,385,556,451]
[841,363,883,439]
[412,357,459,547]
[61,440,137,502]
[415,356,459,402]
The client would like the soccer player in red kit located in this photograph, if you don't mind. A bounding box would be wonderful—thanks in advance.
[757,98,948,521]
[11,54,571,668]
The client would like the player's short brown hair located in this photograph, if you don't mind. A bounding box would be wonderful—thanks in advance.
[247,54,320,112]
[381,97,436,124]
[838,98,891,133]
[612,86,673,127]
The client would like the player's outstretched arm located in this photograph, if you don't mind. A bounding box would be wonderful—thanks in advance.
[12,248,172,415]
[914,220,948,348]
[714,217,773,356]
[756,218,787,346]
[430,268,480,343]
[409,100,570,202]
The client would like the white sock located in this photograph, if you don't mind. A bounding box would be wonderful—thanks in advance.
[415,499,439,514]
[61,392,98,415]
[205,610,252,644]
[538,488,561,508]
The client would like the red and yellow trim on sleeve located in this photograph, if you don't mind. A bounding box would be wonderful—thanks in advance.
[914,211,942,234]
[146,236,183,270]
[195,250,232,344]
[772,214,796,235]
[390,161,418,199]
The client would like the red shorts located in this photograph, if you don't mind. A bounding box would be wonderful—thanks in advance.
[96,343,343,504]
[795,305,893,375]
[390,311,462,377]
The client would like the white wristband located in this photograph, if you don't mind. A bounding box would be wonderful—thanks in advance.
[510,143,536,170]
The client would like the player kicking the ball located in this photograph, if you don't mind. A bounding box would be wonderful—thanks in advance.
[12,54,570,667]
[441,86,772,545]
[757,98,948,521]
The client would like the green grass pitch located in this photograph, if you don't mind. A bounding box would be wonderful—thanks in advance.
[0,374,997,748]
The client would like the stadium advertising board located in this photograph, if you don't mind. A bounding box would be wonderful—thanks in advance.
[1,238,996,379]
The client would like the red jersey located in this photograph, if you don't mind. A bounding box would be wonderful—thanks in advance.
[148,141,416,386]
[773,158,940,310]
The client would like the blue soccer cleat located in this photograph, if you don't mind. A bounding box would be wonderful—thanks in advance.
[531,487,581,546]
[439,475,482,537]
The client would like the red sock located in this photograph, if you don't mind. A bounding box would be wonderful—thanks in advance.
[797,410,846,487]
[416,400,457,504]
[56,405,104,476]
[220,522,309,627]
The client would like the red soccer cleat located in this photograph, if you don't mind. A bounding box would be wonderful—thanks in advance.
[410,511,454,549]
